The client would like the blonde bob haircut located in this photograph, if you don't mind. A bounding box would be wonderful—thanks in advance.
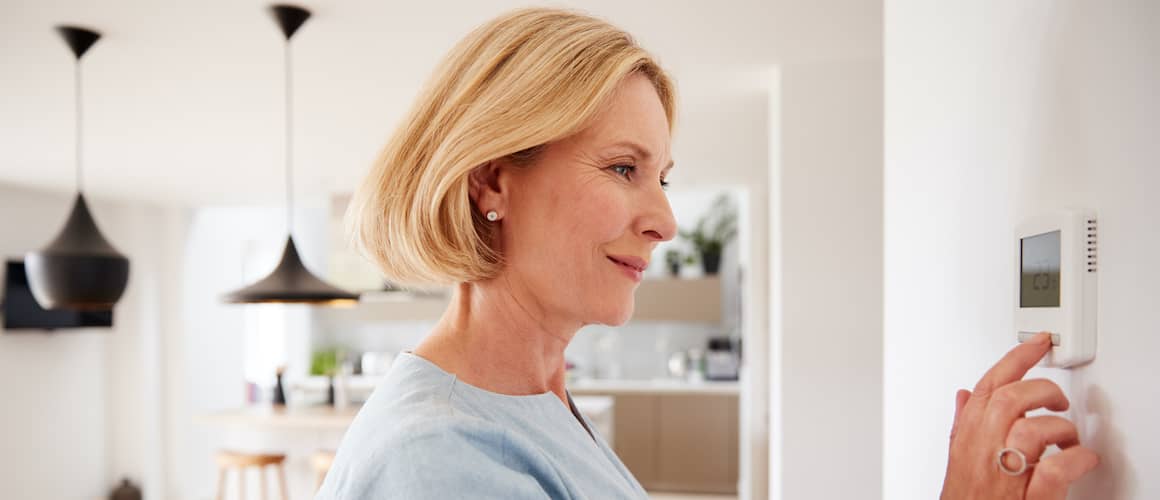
[346,7,676,287]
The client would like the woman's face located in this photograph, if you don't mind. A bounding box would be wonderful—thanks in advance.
[496,73,677,328]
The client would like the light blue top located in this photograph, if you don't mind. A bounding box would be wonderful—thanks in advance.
[316,352,648,499]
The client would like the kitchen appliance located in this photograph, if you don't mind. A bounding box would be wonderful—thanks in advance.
[705,336,740,381]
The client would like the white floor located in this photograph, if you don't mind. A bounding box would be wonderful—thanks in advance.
[647,493,737,500]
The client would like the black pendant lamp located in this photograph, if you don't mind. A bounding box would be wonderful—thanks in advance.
[222,5,358,306]
[25,26,130,311]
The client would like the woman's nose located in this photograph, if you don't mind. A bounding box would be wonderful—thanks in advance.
[639,188,678,243]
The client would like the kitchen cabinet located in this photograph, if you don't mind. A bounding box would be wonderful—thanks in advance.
[632,276,721,322]
[605,393,739,494]
[611,395,659,485]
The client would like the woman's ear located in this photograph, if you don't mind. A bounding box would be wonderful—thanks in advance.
[468,160,506,214]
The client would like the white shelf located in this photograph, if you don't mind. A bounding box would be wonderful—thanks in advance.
[324,290,451,322]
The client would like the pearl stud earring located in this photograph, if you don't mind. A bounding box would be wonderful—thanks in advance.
[486,210,499,222]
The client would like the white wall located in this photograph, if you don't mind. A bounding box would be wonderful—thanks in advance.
[0,183,181,500]
[102,200,187,500]
[884,1,1160,498]
[769,59,884,500]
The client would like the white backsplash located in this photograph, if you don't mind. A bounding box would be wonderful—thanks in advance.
[564,322,729,380]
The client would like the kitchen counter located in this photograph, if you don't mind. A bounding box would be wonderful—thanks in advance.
[195,404,362,430]
[567,378,740,396]
[196,395,616,434]
[277,375,741,406]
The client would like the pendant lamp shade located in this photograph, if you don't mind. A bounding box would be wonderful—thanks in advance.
[223,236,357,306]
[25,26,130,311]
[222,5,358,306]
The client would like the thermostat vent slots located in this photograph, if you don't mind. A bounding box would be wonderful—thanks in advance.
[1086,219,1098,273]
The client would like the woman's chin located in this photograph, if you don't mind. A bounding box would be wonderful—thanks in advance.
[597,302,635,326]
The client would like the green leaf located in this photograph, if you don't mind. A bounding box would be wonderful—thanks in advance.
[310,348,339,377]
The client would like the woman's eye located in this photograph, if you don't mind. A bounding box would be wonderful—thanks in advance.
[610,164,667,191]
[611,164,636,178]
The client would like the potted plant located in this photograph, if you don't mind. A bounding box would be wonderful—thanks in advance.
[679,194,737,275]
[664,249,683,277]
[310,348,339,405]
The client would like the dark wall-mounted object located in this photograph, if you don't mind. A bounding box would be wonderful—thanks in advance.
[2,260,112,330]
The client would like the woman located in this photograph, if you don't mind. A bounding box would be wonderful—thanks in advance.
[320,8,1098,499]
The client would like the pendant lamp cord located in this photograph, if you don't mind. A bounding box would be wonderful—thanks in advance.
[284,40,294,237]
[74,59,83,194]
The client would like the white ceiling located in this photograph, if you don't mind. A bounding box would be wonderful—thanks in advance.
[0,0,879,206]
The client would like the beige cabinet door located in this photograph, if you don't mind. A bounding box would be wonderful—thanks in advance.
[601,392,739,494]
[654,394,738,494]
[611,395,659,485]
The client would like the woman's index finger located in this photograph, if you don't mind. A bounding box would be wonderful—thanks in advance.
[972,333,1053,396]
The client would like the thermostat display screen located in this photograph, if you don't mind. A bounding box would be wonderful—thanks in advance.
[1021,230,1061,308]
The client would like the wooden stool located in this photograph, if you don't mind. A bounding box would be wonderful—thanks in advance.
[215,451,288,500]
[311,450,336,489]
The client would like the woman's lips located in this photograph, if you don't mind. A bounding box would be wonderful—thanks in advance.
[607,255,647,283]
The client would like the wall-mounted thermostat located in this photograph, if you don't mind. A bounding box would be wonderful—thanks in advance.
[1014,210,1097,368]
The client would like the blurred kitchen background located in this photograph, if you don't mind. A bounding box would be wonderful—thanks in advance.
[175,187,752,500]
[4,1,1157,500]
[1,0,791,498]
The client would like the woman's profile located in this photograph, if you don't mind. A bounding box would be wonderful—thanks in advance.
[319,7,1098,499]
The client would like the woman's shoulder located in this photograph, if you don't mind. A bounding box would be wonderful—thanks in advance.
[338,353,471,443]
[316,356,570,499]
[319,410,568,499]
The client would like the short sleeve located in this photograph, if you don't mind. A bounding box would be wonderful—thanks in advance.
[318,415,567,500]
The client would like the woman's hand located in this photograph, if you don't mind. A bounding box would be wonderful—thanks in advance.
[940,333,1100,500]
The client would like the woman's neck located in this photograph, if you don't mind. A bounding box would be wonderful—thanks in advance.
[414,280,581,407]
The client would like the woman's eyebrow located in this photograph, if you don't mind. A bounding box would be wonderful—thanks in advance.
[607,140,675,170]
